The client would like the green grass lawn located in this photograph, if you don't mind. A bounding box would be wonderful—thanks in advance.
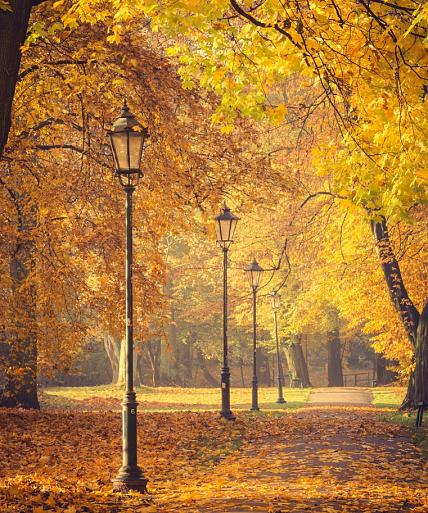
[372,386,428,456]
[371,386,406,408]
[40,385,311,412]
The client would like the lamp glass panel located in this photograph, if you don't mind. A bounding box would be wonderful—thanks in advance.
[253,269,263,289]
[214,220,222,241]
[272,293,279,309]
[223,219,232,241]
[110,132,129,171]
[128,131,144,170]
[246,270,254,289]
[229,219,238,240]
[218,219,232,242]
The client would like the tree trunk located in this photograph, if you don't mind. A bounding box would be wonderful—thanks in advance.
[146,339,161,387]
[135,352,144,386]
[103,334,120,383]
[196,349,218,387]
[104,335,143,386]
[415,302,428,405]
[167,300,182,383]
[256,347,271,386]
[374,353,397,385]
[371,217,421,408]
[371,218,420,345]
[1,237,39,408]
[182,332,194,384]
[1,182,40,408]
[0,0,46,406]
[116,338,126,385]
[285,338,312,388]
[239,357,245,387]
[113,338,141,387]
[327,330,344,387]
[0,0,44,157]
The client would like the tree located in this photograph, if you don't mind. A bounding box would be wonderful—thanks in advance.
[2,0,427,407]
[415,303,428,405]
[136,1,428,407]
[0,0,47,157]
[0,9,268,406]
[327,330,344,388]
[284,337,312,388]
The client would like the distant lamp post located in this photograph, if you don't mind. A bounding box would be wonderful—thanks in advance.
[246,259,264,411]
[108,100,149,493]
[270,291,286,404]
[214,203,239,420]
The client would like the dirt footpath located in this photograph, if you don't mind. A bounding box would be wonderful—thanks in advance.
[309,387,373,406]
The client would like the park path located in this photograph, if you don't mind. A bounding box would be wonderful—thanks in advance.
[156,407,428,513]
[309,386,373,406]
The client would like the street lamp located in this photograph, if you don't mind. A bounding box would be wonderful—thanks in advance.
[214,203,239,420]
[245,259,264,411]
[108,100,149,493]
[270,291,286,404]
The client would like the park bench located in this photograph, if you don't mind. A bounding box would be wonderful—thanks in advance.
[415,401,428,427]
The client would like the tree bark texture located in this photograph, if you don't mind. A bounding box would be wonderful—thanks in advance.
[104,336,142,386]
[371,218,420,344]
[415,302,428,405]
[146,339,161,387]
[327,330,344,387]
[371,217,421,408]
[195,348,218,386]
[0,0,43,157]
[104,334,120,383]
[374,354,397,385]
[0,0,47,408]
[285,339,312,388]
[117,338,126,385]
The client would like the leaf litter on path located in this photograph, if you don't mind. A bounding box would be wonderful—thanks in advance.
[0,407,427,512]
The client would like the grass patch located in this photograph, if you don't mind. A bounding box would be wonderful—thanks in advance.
[40,385,311,412]
[377,409,428,458]
[371,386,406,408]
[371,386,427,457]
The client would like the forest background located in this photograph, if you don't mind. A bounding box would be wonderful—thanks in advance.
[0,0,427,410]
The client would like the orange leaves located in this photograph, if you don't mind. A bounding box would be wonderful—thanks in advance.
[0,8,272,381]
[0,407,427,512]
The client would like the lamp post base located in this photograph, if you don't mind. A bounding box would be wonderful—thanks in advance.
[276,397,286,404]
[112,467,148,493]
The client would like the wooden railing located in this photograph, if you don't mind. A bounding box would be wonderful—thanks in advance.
[343,371,375,387]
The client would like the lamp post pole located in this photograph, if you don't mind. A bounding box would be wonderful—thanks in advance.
[112,184,148,493]
[221,246,234,420]
[273,301,286,404]
[108,101,149,493]
[246,259,264,412]
[214,204,239,421]
[251,287,259,411]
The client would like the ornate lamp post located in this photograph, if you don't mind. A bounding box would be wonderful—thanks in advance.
[270,291,286,404]
[108,100,149,493]
[245,259,264,411]
[214,204,239,420]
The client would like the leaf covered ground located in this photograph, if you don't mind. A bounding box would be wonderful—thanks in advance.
[0,406,427,512]
[39,386,311,411]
